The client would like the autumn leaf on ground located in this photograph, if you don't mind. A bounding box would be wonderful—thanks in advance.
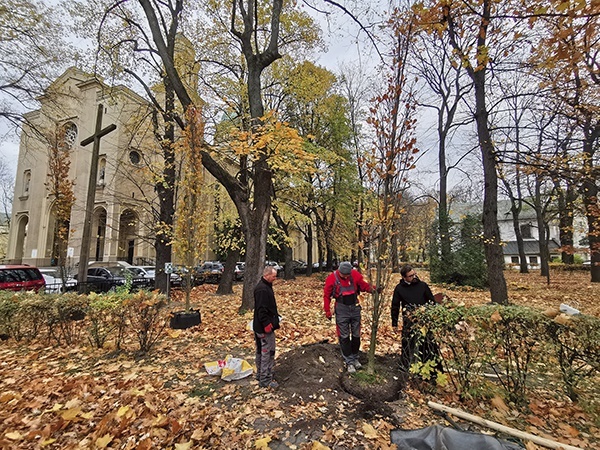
[526,415,547,428]
[490,310,502,323]
[255,436,271,448]
[61,407,81,420]
[5,431,23,440]
[168,329,183,338]
[558,423,579,437]
[362,423,378,439]
[491,395,509,413]
[312,441,331,450]
[95,434,113,448]
[174,441,193,450]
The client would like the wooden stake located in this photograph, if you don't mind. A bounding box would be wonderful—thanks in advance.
[428,401,583,450]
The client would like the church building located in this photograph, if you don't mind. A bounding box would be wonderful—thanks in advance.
[7,67,158,267]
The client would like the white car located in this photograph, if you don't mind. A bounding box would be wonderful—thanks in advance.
[39,268,77,293]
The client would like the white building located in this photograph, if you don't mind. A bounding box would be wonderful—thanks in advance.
[7,67,157,267]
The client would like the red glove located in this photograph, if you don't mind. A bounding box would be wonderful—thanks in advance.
[325,309,332,320]
[264,323,273,333]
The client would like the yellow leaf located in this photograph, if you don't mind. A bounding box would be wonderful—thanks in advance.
[490,310,502,323]
[362,423,378,439]
[5,431,23,440]
[117,406,131,417]
[312,441,331,449]
[255,436,271,448]
[81,412,94,420]
[168,329,183,338]
[95,434,113,448]
[40,438,56,447]
[174,442,193,450]
[61,407,81,420]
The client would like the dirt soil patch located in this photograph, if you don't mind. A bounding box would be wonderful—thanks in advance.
[275,341,406,423]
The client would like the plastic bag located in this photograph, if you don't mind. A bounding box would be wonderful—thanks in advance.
[204,355,254,381]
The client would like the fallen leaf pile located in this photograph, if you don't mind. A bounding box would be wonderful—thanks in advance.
[0,270,598,449]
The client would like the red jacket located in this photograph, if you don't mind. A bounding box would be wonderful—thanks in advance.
[323,269,375,316]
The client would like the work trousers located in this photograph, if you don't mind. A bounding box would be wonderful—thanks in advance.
[255,331,276,386]
[335,302,361,366]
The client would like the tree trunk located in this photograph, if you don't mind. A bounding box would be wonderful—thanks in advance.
[305,223,314,276]
[581,138,600,282]
[217,249,239,295]
[473,72,508,303]
[272,208,295,280]
[154,82,176,294]
[557,183,576,264]
[509,202,529,273]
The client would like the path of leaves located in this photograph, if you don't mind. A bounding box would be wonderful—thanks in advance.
[0,270,598,449]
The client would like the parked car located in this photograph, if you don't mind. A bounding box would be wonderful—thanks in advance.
[76,266,152,293]
[0,265,46,292]
[194,261,225,285]
[38,267,77,293]
[234,262,245,281]
[140,265,182,287]
[289,259,308,274]
[266,260,283,275]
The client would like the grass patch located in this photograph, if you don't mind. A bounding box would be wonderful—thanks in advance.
[351,370,388,386]
[188,382,217,398]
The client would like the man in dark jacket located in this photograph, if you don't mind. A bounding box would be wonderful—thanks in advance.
[253,266,280,388]
[391,264,443,376]
[323,261,378,373]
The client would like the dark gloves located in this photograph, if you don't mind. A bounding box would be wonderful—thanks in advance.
[376,286,384,294]
[264,323,273,333]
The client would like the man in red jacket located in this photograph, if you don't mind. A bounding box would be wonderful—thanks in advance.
[323,261,378,373]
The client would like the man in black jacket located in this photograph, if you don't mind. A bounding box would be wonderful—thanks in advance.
[253,266,280,388]
[391,265,443,376]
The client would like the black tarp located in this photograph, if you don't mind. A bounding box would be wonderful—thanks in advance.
[391,425,524,450]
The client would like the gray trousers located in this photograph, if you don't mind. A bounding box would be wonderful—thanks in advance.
[255,331,276,386]
[334,302,361,365]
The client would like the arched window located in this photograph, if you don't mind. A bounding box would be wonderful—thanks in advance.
[98,157,106,185]
[63,122,78,149]
[23,170,31,196]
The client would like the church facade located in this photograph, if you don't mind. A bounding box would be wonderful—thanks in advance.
[7,67,158,268]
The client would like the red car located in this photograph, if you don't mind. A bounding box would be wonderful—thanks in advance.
[0,265,46,292]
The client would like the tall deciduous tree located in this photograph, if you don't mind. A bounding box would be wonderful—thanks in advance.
[413,0,509,304]
[529,2,600,281]
[172,106,208,310]
[362,7,420,373]
[126,0,319,309]
[411,28,472,275]
[0,0,67,126]
[45,123,76,286]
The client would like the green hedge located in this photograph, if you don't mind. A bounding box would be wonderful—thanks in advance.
[0,290,168,354]
[411,303,600,408]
